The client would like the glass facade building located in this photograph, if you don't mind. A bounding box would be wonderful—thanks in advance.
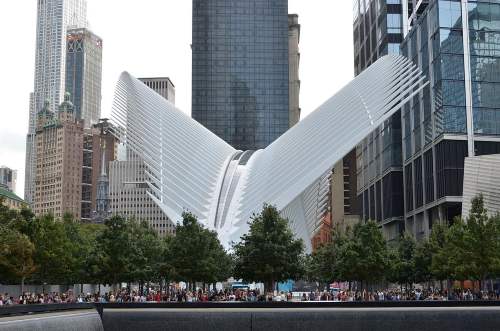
[65,28,103,128]
[355,0,500,242]
[353,0,429,241]
[192,0,290,151]
[400,0,500,239]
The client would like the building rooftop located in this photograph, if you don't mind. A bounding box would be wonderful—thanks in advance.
[138,77,175,88]
[0,186,24,203]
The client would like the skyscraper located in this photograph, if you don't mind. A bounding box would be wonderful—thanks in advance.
[351,0,500,241]
[351,0,428,241]
[192,0,290,151]
[65,27,103,128]
[400,0,500,239]
[33,95,84,219]
[25,0,87,204]
[0,167,17,193]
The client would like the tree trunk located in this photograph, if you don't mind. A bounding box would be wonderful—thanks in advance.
[21,277,25,294]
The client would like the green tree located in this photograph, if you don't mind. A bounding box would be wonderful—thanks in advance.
[388,233,416,289]
[304,244,333,284]
[167,212,231,289]
[96,215,136,286]
[128,220,163,293]
[76,223,104,289]
[233,204,304,292]
[429,222,449,286]
[462,195,500,289]
[335,221,387,290]
[0,226,36,292]
[413,240,433,285]
[29,214,76,286]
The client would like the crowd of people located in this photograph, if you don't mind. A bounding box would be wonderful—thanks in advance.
[300,288,500,301]
[1,287,499,305]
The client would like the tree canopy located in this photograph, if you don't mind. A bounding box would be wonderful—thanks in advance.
[233,204,305,292]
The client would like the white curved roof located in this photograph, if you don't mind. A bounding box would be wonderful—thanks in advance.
[110,55,427,250]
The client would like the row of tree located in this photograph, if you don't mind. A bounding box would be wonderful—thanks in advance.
[306,196,500,291]
[1,196,498,293]
[0,200,233,292]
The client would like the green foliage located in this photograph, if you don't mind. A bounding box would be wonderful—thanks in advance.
[96,216,164,286]
[413,240,433,284]
[386,233,416,287]
[462,195,500,284]
[233,204,305,292]
[2,194,499,289]
[0,226,36,286]
[347,221,388,286]
[165,212,232,285]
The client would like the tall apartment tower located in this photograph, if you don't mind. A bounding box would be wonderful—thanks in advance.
[109,81,176,235]
[0,167,17,193]
[399,0,500,239]
[192,0,290,151]
[350,0,428,241]
[139,77,176,104]
[33,94,84,219]
[65,28,103,128]
[25,0,87,205]
[288,14,301,127]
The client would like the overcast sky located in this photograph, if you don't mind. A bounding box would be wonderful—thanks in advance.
[0,0,354,197]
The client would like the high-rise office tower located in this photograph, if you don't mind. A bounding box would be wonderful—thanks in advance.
[65,28,103,128]
[192,0,290,151]
[0,167,17,193]
[399,0,500,239]
[288,14,301,127]
[350,0,428,241]
[139,77,176,104]
[352,0,500,241]
[33,95,84,219]
[25,0,87,205]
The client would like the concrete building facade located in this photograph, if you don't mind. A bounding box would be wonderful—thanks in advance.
[139,77,175,104]
[65,27,103,128]
[33,94,84,219]
[109,160,175,236]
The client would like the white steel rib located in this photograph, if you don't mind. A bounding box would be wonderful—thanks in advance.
[110,55,428,251]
